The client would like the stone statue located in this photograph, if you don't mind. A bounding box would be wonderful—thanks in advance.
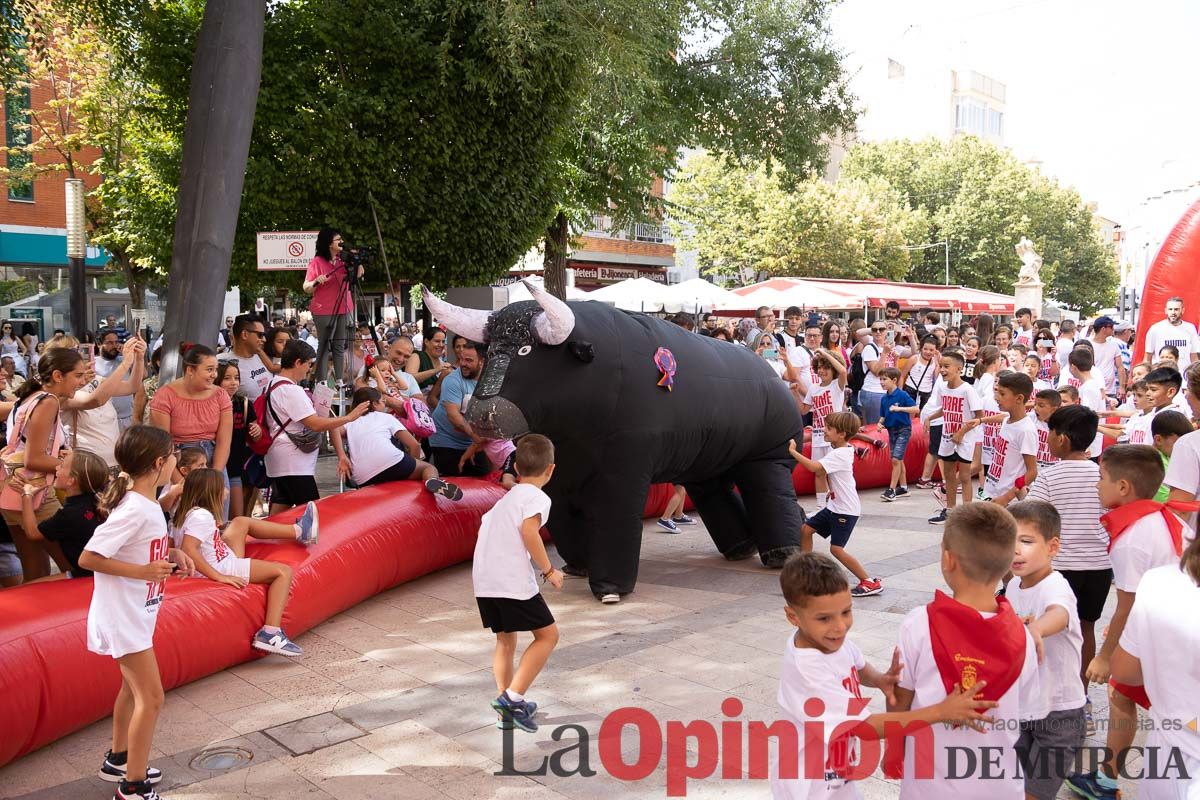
[1015,237,1043,285]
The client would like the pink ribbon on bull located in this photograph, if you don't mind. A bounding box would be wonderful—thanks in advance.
[654,347,676,391]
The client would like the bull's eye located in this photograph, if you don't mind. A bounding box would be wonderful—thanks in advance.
[518,345,532,356]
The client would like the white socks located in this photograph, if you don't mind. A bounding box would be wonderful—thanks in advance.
[505,689,525,702]
[816,492,828,508]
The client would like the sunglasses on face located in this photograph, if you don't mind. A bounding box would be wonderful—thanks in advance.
[251,330,266,338]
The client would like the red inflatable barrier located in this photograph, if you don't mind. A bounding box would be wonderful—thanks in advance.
[792,421,930,497]
[1133,198,1200,365]
[640,422,931,517]
[0,480,504,768]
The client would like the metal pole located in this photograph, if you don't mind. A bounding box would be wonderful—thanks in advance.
[944,241,950,286]
[65,179,88,336]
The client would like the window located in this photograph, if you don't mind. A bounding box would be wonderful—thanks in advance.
[5,85,33,201]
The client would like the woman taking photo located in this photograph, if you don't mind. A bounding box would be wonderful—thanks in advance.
[149,344,232,486]
[406,328,452,391]
[265,340,367,513]
[303,227,363,387]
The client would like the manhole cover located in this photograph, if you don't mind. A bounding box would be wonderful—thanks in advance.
[190,746,254,771]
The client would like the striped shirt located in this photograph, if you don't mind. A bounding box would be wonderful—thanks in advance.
[1026,459,1111,571]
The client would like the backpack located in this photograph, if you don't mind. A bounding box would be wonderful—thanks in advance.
[396,396,437,439]
[248,380,293,456]
[848,349,867,392]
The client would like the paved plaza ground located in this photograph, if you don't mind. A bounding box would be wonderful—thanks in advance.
[2,463,1133,799]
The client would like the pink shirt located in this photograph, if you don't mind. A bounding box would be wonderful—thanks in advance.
[305,256,352,316]
[149,383,232,444]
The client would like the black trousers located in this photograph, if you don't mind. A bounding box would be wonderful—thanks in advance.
[429,446,491,477]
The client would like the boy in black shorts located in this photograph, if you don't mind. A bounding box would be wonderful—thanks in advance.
[472,434,562,732]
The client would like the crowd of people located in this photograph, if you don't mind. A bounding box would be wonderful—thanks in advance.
[3,293,1200,800]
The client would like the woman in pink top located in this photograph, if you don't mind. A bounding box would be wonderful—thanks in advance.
[303,228,363,387]
[149,344,232,478]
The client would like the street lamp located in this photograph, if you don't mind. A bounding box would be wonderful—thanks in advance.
[65,178,87,336]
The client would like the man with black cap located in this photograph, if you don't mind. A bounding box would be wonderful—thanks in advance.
[1087,315,1126,399]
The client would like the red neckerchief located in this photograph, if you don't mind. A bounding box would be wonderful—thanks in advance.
[882,592,1026,781]
[1101,499,1199,556]
[927,590,1026,705]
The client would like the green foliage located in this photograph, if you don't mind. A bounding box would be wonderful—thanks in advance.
[545,0,856,234]
[671,151,924,282]
[841,137,1118,313]
[93,0,578,293]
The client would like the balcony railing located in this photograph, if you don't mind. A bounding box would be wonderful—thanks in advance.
[586,215,671,244]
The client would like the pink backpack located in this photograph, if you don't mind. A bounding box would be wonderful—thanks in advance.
[397,396,437,439]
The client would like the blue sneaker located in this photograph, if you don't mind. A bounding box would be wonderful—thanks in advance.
[491,692,537,732]
[495,699,537,729]
[671,514,696,525]
[295,502,318,546]
[252,628,304,657]
[656,518,679,533]
[1065,771,1119,799]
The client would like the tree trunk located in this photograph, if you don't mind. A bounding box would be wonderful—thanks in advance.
[542,210,569,300]
[160,0,265,380]
[114,249,144,309]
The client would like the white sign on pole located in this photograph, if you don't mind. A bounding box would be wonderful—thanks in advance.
[256,231,319,271]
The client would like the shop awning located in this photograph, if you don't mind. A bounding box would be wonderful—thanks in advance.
[0,226,109,269]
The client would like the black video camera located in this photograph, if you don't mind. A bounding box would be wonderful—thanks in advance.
[341,244,372,273]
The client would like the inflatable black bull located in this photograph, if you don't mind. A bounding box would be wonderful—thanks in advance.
[424,284,803,598]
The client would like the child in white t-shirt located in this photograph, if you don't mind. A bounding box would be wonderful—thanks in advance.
[1068,445,1196,798]
[473,434,562,733]
[1111,549,1200,800]
[1005,501,1086,800]
[173,468,317,657]
[799,349,847,508]
[78,426,195,799]
[891,503,1042,800]
[961,372,1038,505]
[1059,348,1106,458]
[926,352,982,524]
[1023,354,1055,395]
[967,345,1003,495]
[331,387,463,498]
[789,411,881,598]
[771,553,995,800]
[1031,389,1061,465]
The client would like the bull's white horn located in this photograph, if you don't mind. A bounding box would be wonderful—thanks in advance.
[421,287,491,343]
[524,280,575,346]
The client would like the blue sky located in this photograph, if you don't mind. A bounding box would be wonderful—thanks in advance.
[829,0,1200,221]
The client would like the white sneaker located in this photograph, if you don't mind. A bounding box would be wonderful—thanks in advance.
[599,593,620,604]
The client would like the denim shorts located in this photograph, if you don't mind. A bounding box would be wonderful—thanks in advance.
[886,425,912,461]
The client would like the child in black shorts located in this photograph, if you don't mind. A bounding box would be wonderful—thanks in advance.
[472,434,562,732]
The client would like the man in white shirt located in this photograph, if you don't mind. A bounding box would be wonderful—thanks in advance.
[1143,295,1200,365]
[1012,307,1035,347]
[93,330,134,430]
[1087,316,1125,398]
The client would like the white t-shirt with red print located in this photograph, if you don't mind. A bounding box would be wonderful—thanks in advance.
[85,493,171,659]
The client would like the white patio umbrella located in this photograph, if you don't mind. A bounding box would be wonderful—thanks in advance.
[659,278,743,314]
[585,277,672,312]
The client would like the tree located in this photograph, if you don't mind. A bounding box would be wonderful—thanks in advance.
[841,137,1118,312]
[0,0,168,307]
[671,151,925,282]
[538,0,857,297]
